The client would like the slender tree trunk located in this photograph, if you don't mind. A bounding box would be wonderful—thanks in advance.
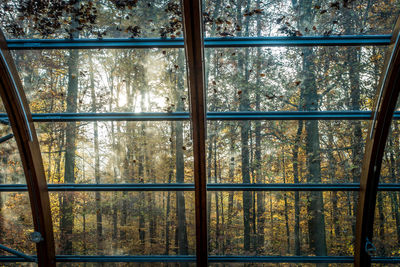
[207,127,213,250]
[0,155,5,244]
[226,124,235,250]
[293,120,303,255]
[303,46,327,259]
[138,68,147,252]
[175,50,188,255]
[165,123,174,255]
[236,0,252,252]
[282,155,291,254]
[89,52,103,255]
[377,193,386,255]
[60,29,79,254]
[389,137,400,244]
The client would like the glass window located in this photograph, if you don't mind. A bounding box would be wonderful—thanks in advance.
[207,120,367,184]
[51,191,195,255]
[1,0,183,39]
[1,0,400,265]
[0,192,36,255]
[373,191,400,257]
[206,46,387,112]
[208,191,357,256]
[36,121,193,184]
[12,48,188,113]
[204,0,400,37]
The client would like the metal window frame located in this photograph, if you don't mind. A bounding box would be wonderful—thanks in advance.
[0,255,400,264]
[2,110,400,122]
[1,183,400,192]
[6,35,391,49]
[0,4,399,266]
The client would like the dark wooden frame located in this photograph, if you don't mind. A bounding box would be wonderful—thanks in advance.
[355,17,400,267]
[0,30,55,266]
[181,0,208,265]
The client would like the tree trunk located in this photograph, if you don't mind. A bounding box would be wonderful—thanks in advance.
[89,51,103,255]
[175,50,188,255]
[60,34,79,255]
[226,124,235,250]
[236,0,252,252]
[293,120,303,255]
[303,46,327,259]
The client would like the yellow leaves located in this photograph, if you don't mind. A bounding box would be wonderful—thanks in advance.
[370,53,383,62]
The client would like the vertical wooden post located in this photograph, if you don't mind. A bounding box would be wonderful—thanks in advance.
[181,0,208,265]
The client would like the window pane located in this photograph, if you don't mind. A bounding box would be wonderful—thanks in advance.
[0,96,25,184]
[204,0,400,37]
[51,191,195,255]
[12,48,187,113]
[207,120,367,184]
[36,121,193,184]
[1,0,183,39]
[0,136,26,184]
[208,191,357,256]
[373,191,400,257]
[206,46,387,112]
[380,120,400,183]
[0,192,35,255]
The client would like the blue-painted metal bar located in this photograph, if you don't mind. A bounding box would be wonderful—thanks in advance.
[0,244,36,263]
[7,38,185,49]
[208,111,380,120]
[208,183,362,191]
[205,35,391,47]
[0,255,399,263]
[371,257,400,263]
[0,112,190,122]
[0,133,13,144]
[208,256,354,263]
[5,35,391,49]
[2,111,400,122]
[56,255,196,263]
[1,183,400,192]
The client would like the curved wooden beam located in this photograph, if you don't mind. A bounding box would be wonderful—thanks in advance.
[0,31,55,266]
[355,17,400,267]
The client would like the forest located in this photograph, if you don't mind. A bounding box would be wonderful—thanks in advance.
[0,0,400,266]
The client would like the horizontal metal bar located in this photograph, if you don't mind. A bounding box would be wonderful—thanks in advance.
[6,35,391,49]
[7,38,185,49]
[377,184,400,191]
[0,133,13,144]
[208,183,361,191]
[0,244,36,263]
[371,257,400,263]
[209,256,354,263]
[1,183,400,192]
[208,111,385,120]
[56,255,196,263]
[1,111,399,122]
[0,112,190,122]
[0,255,398,263]
[0,183,194,191]
[205,35,391,47]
